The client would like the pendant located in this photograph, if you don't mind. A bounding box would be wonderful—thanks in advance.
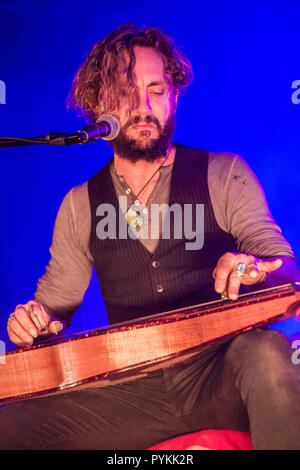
[126,205,144,228]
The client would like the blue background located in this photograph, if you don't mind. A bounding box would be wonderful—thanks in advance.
[0,0,299,351]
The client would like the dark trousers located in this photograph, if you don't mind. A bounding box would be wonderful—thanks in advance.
[1,328,300,450]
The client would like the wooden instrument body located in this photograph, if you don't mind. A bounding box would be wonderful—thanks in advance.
[1,283,300,405]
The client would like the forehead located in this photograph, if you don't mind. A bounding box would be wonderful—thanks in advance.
[132,46,170,84]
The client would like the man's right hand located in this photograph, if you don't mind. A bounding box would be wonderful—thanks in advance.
[7,300,63,347]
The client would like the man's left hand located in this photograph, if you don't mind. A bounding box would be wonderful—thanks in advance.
[213,252,283,300]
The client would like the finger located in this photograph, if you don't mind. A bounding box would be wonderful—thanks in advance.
[26,300,63,336]
[7,315,35,346]
[226,270,243,300]
[13,306,38,340]
[257,258,283,273]
[246,260,260,280]
[214,253,249,294]
[8,329,31,348]
[48,321,64,335]
[7,323,34,347]
[26,301,48,332]
[214,256,235,293]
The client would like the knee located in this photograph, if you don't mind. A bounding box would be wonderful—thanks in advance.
[226,328,292,371]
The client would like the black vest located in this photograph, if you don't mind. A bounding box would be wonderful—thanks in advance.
[88,143,237,325]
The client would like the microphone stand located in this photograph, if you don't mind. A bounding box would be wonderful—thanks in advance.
[0,116,119,147]
[0,136,48,148]
[0,132,90,148]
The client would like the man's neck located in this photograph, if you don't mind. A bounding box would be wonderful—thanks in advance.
[113,144,176,192]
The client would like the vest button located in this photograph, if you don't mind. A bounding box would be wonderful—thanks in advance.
[156,284,164,293]
[152,260,160,268]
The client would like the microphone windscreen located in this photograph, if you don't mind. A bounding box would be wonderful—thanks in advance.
[98,114,120,140]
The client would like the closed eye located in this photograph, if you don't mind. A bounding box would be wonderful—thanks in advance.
[148,82,168,96]
[149,88,166,96]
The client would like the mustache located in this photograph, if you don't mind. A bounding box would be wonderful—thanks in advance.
[121,115,162,133]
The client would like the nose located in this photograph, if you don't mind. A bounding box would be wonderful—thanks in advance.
[135,89,152,114]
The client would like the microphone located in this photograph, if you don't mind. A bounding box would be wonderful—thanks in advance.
[46,114,120,146]
[77,114,120,142]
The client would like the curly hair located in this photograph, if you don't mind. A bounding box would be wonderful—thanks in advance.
[66,23,193,123]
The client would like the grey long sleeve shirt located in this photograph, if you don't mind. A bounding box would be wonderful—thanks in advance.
[34,151,296,316]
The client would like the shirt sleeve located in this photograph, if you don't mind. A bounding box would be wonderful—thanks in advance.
[34,184,94,325]
[208,152,297,260]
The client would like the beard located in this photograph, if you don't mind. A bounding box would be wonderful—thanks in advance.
[110,114,176,163]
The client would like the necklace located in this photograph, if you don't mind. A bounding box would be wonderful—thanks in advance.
[114,154,169,229]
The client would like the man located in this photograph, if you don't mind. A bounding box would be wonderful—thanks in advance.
[3,23,300,450]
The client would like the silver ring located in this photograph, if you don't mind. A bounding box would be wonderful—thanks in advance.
[236,262,247,277]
